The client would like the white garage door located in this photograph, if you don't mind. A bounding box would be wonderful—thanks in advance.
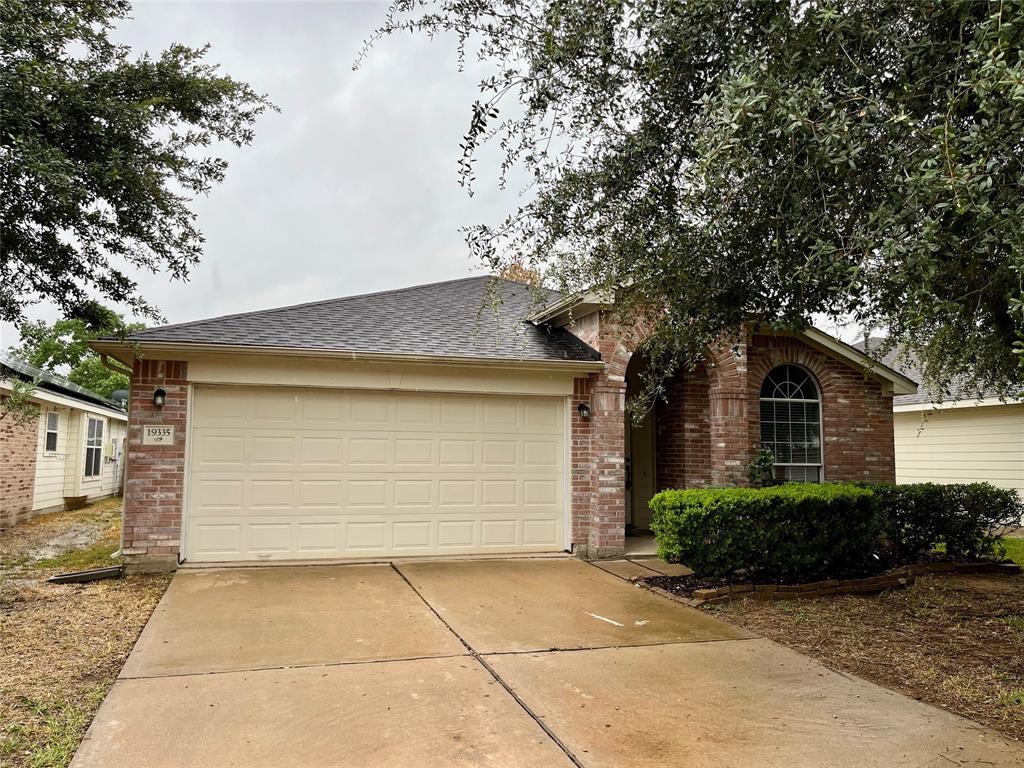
[185,385,567,562]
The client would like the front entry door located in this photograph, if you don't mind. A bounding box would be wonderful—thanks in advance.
[627,411,656,530]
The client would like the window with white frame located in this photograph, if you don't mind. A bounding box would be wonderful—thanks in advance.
[759,365,823,482]
[85,417,104,478]
[44,412,59,452]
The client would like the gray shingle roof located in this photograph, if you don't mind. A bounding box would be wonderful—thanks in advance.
[0,353,125,411]
[120,277,600,364]
[853,338,1013,406]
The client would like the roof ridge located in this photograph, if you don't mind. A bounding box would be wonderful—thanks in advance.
[126,275,506,339]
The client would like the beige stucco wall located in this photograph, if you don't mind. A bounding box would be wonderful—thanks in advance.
[894,403,1024,496]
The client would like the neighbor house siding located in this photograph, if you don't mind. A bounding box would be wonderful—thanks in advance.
[894,404,1024,495]
[32,405,72,512]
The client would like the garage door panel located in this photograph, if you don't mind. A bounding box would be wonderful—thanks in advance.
[186,386,565,562]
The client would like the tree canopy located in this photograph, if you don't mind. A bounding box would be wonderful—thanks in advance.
[1,0,274,327]
[8,301,142,398]
[369,0,1024,401]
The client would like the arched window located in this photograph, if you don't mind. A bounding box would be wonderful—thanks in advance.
[759,365,822,482]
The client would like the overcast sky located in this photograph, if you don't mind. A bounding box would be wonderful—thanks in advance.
[2,0,522,349]
[1,0,857,352]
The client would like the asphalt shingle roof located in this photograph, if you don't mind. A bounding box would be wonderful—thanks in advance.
[0,353,125,411]
[121,276,600,364]
[853,338,1012,407]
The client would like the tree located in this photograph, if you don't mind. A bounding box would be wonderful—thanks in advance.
[9,301,142,398]
[498,261,547,287]
[1,0,274,327]
[367,0,1024,402]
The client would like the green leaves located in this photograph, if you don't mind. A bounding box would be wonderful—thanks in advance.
[1,0,275,326]
[374,0,1024,399]
[8,301,142,397]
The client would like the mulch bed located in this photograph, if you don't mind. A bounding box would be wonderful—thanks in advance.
[693,571,1024,741]
[0,501,170,768]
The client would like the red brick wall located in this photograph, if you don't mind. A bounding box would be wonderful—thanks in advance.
[123,360,188,570]
[747,335,895,483]
[655,364,712,490]
[1,400,39,527]
[570,377,594,546]
[650,335,896,490]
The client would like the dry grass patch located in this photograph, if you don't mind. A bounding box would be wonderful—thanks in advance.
[707,572,1024,741]
[0,500,170,768]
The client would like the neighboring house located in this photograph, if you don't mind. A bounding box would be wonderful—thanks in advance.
[1,355,128,527]
[91,276,915,570]
[856,339,1023,497]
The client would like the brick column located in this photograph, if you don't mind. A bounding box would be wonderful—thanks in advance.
[586,374,627,558]
[570,377,594,548]
[708,336,752,486]
[123,360,188,572]
[1,401,38,527]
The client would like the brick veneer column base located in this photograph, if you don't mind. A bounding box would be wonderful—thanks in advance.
[1,400,39,527]
[123,360,188,573]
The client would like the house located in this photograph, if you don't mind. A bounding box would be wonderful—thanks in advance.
[1,355,128,527]
[857,339,1023,497]
[90,276,916,570]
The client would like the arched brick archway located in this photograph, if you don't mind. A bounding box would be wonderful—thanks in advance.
[568,318,897,559]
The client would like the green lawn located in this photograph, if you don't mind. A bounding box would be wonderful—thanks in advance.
[1002,537,1024,565]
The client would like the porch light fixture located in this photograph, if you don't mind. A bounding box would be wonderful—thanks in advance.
[577,402,591,420]
[153,388,166,409]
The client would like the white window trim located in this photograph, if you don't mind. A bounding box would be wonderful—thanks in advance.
[44,411,59,454]
[760,366,825,482]
[84,416,105,479]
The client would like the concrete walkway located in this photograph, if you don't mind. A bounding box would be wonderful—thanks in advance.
[72,559,1024,768]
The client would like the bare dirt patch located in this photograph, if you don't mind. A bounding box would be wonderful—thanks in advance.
[0,500,170,768]
[702,572,1024,741]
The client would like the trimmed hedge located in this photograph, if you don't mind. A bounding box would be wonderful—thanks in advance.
[650,481,1023,582]
[649,483,880,582]
[867,482,1022,561]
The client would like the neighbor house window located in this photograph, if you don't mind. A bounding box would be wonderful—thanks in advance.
[44,412,59,452]
[85,417,104,478]
[759,365,823,482]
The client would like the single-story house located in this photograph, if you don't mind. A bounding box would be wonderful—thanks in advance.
[91,276,916,570]
[856,339,1023,497]
[1,354,128,527]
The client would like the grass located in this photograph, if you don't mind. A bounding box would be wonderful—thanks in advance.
[1,688,108,768]
[1001,537,1024,565]
[30,525,120,572]
[0,499,170,768]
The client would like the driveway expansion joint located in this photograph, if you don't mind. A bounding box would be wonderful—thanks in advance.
[390,562,588,768]
[117,651,473,681]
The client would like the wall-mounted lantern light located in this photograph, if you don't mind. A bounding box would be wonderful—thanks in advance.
[153,388,166,409]
[577,402,591,420]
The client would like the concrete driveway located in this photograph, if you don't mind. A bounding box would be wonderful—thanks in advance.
[72,559,1024,768]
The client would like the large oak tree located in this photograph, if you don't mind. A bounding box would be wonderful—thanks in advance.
[1,0,274,327]
[369,0,1024,401]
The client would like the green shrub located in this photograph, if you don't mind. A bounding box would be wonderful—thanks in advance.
[649,483,880,582]
[867,482,1022,561]
[651,481,1023,583]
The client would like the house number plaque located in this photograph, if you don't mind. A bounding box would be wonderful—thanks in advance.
[142,425,174,445]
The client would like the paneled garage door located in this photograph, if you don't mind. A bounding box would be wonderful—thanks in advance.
[184,385,567,562]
